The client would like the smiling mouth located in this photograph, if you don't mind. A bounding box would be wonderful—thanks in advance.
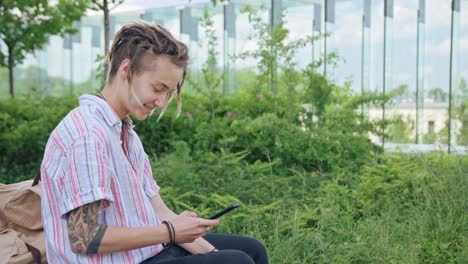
[144,104,154,111]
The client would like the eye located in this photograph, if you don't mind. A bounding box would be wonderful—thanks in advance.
[153,85,163,93]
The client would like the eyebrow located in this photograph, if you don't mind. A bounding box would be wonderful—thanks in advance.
[153,81,171,90]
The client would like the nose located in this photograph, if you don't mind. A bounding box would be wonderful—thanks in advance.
[154,96,165,108]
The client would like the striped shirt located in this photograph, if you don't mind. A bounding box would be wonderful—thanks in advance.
[40,94,164,263]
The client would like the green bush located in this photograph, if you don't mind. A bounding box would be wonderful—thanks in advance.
[0,96,77,183]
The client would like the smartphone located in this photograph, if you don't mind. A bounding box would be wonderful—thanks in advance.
[208,203,240,219]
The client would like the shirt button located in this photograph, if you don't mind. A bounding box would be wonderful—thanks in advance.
[120,140,123,145]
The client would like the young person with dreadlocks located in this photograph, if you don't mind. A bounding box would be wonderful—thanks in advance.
[39,21,268,264]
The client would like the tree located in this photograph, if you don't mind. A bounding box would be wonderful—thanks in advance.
[88,0,125,81]
[387,114,413,143]
[238,5,318,118]
[188,8,223,150]
[427,87,448,103]
[0,0,88,97]
[456,78,468,145]
[392,84,409,103]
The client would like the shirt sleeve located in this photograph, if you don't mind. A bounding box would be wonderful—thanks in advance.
[142,154,160,199]
[57,134,114,218]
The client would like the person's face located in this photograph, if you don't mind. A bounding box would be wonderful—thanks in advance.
[126,55,182,121]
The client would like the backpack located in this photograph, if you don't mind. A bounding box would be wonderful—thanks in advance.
[0,177,46,264]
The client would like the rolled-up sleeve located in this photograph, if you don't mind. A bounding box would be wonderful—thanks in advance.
[57,135,114,217]
[142,154,160,199]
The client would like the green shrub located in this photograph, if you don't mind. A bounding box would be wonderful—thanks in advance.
[0,96,77,183]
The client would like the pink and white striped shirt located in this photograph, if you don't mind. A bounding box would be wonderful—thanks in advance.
[40,94,164,263]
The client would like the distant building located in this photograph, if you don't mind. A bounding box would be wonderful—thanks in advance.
[368,101,462,145]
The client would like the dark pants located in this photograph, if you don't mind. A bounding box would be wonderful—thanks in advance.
[140,233,268,264]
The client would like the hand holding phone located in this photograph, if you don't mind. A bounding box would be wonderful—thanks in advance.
[208,203,240,219]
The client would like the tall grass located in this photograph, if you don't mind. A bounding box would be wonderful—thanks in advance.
[154,152,467,263]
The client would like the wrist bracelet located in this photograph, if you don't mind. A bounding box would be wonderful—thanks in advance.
[162,221,173,249]
[168,221,176,244]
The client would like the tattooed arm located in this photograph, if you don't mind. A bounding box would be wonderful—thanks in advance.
[67,200,108,254]
[66,200,170,255]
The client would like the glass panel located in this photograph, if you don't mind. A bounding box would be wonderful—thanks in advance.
[385,0,417,145]
[283,2,314,70]
[190,2,224,92]
[415,2,425,144]
[332,0,364,90]
[362,24,371,117]
[456,0,468,149]
[324,0,335,80]
[313,3,324,74]
[382,15,393,147]
[367,1,384,145]
[71,28,82,94]
[224,2,237,95]
[234,0,271,92]
[422,0,451,150]
[450,0,461,152]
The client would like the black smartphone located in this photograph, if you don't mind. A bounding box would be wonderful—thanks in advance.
[208,203,240,219]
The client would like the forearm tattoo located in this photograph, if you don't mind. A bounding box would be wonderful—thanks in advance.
[67,200,108,254]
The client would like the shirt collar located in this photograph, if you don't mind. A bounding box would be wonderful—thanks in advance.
[79,94,134,130]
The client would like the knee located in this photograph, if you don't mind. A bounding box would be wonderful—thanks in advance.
[245,237,268,264]
[220,250,255,264]
[244,237,268,256]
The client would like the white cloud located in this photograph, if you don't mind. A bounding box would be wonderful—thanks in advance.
[426,39,451,56]
[426,37,468,56]
[461,38,468,52]
[395,72,413,83]
[111,4,144,14]
[333,13,363,47]
[392,4,417,39]
[461,70,468,79]
[425,0,451,27]
[424,65,433,75]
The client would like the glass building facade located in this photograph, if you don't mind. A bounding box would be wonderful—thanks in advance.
[1,0,467,154]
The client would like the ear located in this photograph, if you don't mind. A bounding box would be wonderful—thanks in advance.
[118,59,131,80]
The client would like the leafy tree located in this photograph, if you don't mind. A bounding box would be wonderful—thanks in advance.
[0,0,88,97]
[387,114,413,143]
[209,0,230,6]
[423,131,437,144]
[456,78,468,145]
[237,5,318,118]
[392,84,409,103]
[88,0,125,81]
[427,87,448,103]
[302,72,332,124]
[188,8,223,150]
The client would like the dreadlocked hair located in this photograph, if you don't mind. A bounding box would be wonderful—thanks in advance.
[105,20,189,119]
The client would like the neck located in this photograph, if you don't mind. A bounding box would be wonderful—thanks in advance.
[100,84,128,121]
